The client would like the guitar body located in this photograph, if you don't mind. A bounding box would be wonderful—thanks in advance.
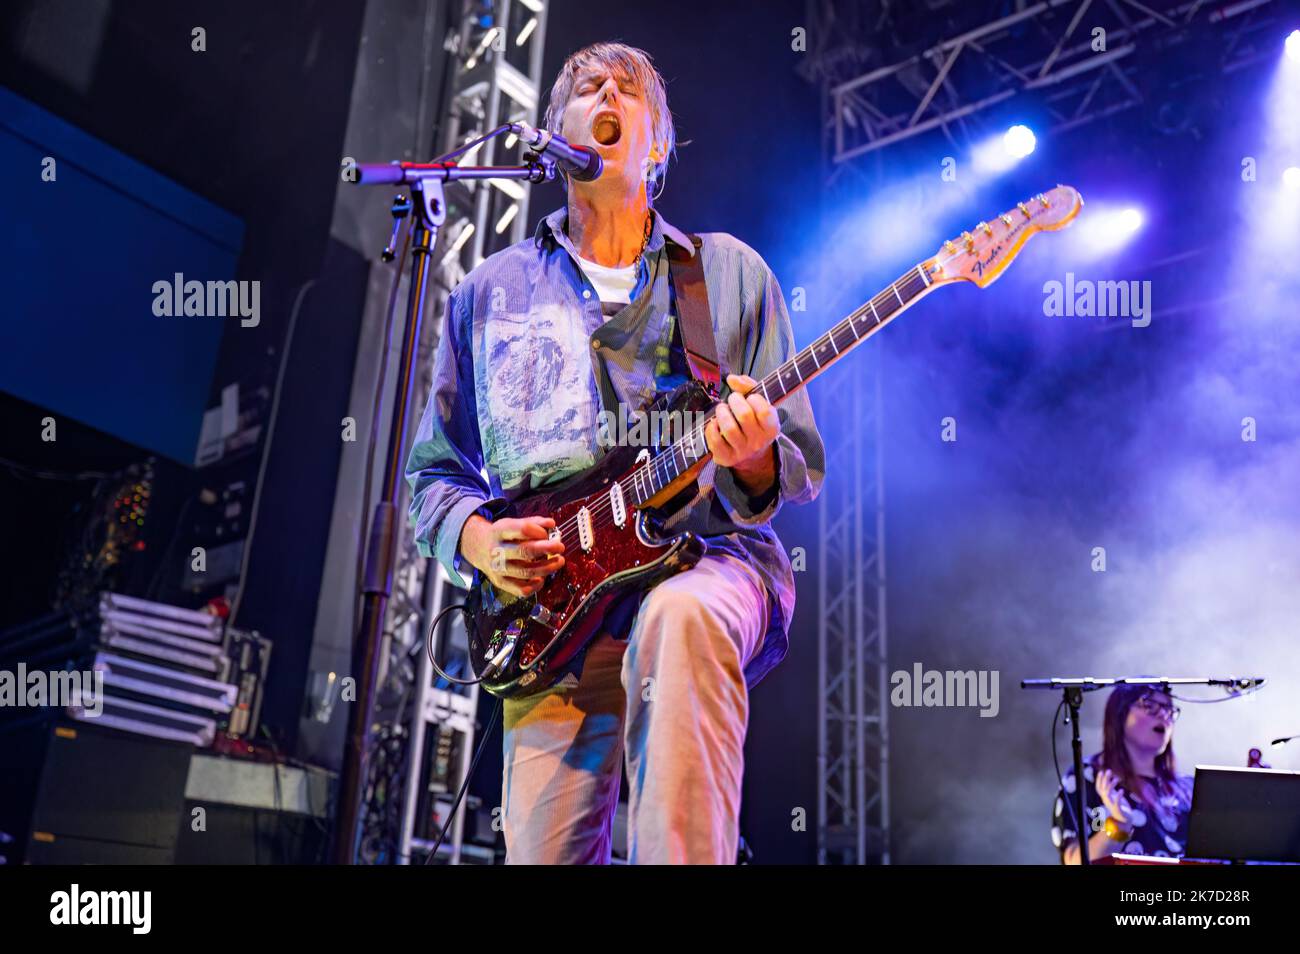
[465,381,714,698]
[460,185,1084,700]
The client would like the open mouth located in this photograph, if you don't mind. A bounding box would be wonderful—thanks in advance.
[592,111,622,146]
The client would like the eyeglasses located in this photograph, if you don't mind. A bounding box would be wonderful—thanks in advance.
[1136,697,1181,722]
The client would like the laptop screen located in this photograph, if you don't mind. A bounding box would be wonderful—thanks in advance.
[1186,765,1300,863]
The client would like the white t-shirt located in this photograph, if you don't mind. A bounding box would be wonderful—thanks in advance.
[575,253,638,308]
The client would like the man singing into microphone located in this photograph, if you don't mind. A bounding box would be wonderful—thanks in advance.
[406,42,823,864]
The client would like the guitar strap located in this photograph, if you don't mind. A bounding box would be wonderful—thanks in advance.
[665,235,722,390]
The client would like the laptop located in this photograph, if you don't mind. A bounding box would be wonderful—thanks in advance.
[1186,765,1300,863]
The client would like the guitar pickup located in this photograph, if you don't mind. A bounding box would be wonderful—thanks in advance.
[609,482,626,529]
[577,506,593,551]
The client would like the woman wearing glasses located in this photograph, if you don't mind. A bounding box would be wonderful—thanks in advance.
[1051,685,1195,864]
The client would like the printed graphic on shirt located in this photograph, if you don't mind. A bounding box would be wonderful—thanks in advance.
[480,302,601,490]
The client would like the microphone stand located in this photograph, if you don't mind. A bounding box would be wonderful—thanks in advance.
[1020,675,1265,866]
[330,137,557,864]
[1025,680,1094,865]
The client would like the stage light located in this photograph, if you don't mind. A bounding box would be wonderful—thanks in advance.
[1071,205,1145,259]
[1116,208,1144,234]
[972,126,1035,175]
[1003,124,1037,159]
[1238,29,1300,255]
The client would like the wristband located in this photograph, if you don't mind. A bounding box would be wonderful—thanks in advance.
[1103,816,1132,843]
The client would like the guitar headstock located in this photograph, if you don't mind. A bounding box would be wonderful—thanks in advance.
[924,185,1083,289]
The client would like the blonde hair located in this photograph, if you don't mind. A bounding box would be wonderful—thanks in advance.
[542,42,676,196]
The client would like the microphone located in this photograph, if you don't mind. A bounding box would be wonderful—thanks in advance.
[1231,677,1266,691]
[509,122,603,182]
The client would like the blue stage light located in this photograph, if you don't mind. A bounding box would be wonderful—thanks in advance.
[1116,208,1144,234]
[1069,205,1145,260]
[1003,124,1037,159]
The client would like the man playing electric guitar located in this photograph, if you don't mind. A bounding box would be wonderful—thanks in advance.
[405,41,824,864]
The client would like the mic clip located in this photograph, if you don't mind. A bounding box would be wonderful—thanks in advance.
[521,149,559,183]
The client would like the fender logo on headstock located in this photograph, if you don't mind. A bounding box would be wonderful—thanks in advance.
[973,244,1003,278]
[934,185,1083,289]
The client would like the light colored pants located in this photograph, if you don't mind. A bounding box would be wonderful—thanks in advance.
[501,553,770,864]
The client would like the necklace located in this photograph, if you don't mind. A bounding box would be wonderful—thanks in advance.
[637,210,653,262]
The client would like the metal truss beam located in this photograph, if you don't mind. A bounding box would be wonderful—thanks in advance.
[437,0,549,280]
[814,0,1284,166]
[808,0,893,865]
[816,352,890,865]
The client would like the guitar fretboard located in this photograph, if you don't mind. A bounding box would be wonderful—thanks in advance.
[625,262,935,507]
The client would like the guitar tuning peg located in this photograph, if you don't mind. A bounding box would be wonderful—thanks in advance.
[1000,214,1013,226]
[1018,202,1031,217]
[962,231,974,251]
[943,239,957,254]
[978,221,993,236]
[1037,193,1049,207]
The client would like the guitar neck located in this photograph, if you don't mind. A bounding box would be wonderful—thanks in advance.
[755,262,933,407]
[626,261,938,508]
[619,182,1086,510]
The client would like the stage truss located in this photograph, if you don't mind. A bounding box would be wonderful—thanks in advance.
[379,0,549,866]
[800,0,1285,180]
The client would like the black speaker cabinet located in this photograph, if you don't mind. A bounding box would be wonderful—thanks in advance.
[0,715,192,864]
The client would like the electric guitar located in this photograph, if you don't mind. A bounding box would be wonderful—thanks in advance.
[465,185,1084,697]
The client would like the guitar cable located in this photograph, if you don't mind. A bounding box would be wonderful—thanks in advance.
[424,694,502,865]
[423,601,483,686]
[420,600,501,864]
[1050,699,1083,838]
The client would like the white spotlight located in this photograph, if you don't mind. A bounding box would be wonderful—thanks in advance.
[1116,208,1144,234]
[1003,124,1037,159]
[1073,205,1145,259]
[1284,166,1300,190]
[1287,29,1300,62]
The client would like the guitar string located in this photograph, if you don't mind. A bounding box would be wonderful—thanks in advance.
[554,214,1029,547]
[553,264,933,543]
[509,208,1049,574]
[553,266,934,546]
[541,205,1042,546]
